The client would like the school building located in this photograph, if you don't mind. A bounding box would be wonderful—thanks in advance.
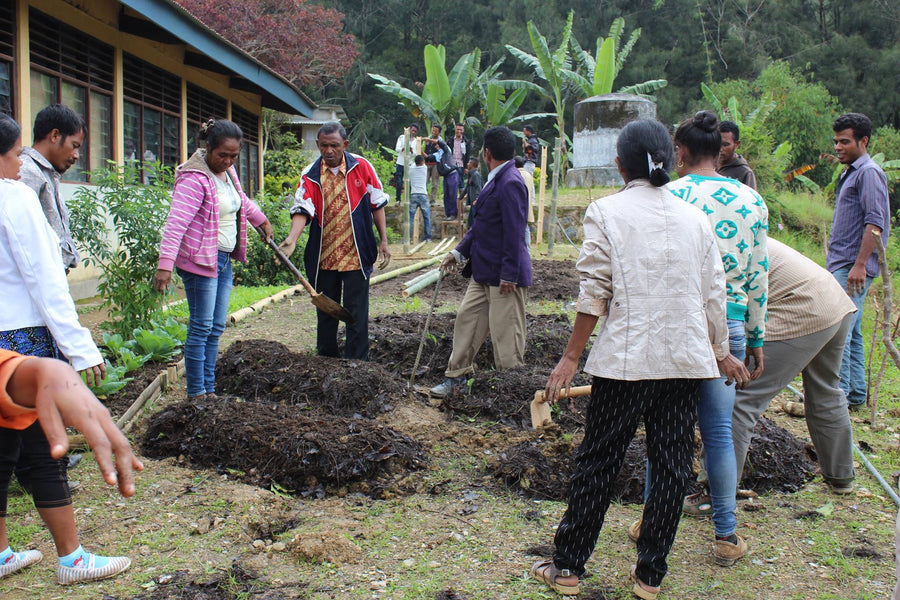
[1,0,315,297]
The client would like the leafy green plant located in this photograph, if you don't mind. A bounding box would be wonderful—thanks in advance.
[133,327,181,362]
[68,160,173,336]
[89,362,133,399]
[569,17,667,98]
[101,332,135,358]
[113,347,152,374]
[232,190,299,287]
[154,317,188,344]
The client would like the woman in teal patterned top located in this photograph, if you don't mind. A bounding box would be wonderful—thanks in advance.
[667,110,768,566]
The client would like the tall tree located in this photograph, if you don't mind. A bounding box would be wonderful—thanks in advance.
[176,0,359,88]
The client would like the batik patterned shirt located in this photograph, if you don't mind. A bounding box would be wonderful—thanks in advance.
[319,159,362,272]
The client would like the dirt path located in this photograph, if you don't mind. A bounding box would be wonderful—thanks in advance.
[2,262,897,600]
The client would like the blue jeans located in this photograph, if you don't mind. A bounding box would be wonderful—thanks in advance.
[410,194,432,241]
[831,266,873,406]
[178,251,232,397]
[697,319,746,537]
[443,171,460,218]
[645,319,745,537]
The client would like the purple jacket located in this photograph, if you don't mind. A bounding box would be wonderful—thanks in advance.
[158,150,267,278]
[456,160,532,287]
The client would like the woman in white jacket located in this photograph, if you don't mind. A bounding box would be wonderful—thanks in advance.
[531,119,749,599]
[0,113,131,585]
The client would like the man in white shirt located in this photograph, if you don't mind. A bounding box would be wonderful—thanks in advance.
[392,123,420,205]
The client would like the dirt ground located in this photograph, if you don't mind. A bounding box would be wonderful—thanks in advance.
[2,258,897,599]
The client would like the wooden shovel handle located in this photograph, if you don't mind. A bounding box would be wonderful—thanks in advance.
[256,226,317,296]
[533,384,592,405]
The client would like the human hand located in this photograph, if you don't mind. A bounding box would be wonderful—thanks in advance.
[257,219,274,242]
[79,362,106,388]
[746,346,764,380]
[10,358,144,497]
[499,281,516,294]
[544,356,578,404]
[846,264,867,296]
[717,353,751,389]
[378,240,392,270]
[278,238,297,263]
[152,269,172,292]
[440,252,458,275]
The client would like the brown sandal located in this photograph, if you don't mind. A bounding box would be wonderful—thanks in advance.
[630,566,660,600]
[531,559,580,596]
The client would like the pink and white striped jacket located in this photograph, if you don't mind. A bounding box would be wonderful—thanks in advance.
[157,150,267,278]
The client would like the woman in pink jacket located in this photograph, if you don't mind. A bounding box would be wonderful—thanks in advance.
[153,119,273,400]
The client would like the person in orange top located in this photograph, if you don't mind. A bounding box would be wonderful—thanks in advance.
[0,349,143,583]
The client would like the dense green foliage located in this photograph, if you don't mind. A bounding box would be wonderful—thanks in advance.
[315,0,899,159]
[69,162,172,336]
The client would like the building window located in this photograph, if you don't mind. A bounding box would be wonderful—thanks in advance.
[29,8,113,182]
[0,3,13,116]
[122,54,181,180]
[232,104,260,196]
[186,82,226,154]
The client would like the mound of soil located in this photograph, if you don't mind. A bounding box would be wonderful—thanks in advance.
[215,340,406,418]
[142,396,427,499]
[101,359,170,419]
[370,259,580,303]
[491,429,649,503]
[740,416,818,493]
[440,365,591,431]
[493,417,820,502]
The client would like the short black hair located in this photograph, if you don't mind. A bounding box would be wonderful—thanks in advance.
[833,113,872,141]
[0,113,21,155]
[198,118,243,150]
[674,110,721,162]
[414,154,424,165]
[483,126,516,162]
[409,123,419,130]
[617,119,674,187]
[513,155,525,168]
[719,120,740,141]
[33,104,86,142]
[317,121,348,140]
[431,123,442,133]
[523,124,534,135]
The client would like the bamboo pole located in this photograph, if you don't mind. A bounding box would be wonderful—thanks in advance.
[369,256,441,285]
[408,240,427,255]
[403,127,411,253]
[536,149,548,244]
[429,236,455,256]
[872,231,900,430]
[116,371,164,430]
[404,267,440,288]
[402,269,441,297]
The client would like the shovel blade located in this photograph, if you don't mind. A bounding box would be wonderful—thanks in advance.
[530,395,553,429]
[312,293,356,325]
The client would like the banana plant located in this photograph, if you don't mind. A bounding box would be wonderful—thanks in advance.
[506,10,576,254]
[569,17,667,99]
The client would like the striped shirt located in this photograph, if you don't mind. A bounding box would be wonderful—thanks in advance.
[826,153,890,278]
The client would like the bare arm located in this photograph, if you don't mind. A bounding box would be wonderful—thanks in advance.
[6,357,143,497]
[544,312,599,403]
[847,223,881,291]
[279,213,309,258]
[372,207,391,269]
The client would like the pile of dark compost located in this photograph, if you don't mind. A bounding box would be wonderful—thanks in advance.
[493,417,820,502]
[215,339,406,418]
[142,395,427,499]
[440,365,591,431]
[371,259,580,303]
[490,429,649,503]
[740,416,818,493]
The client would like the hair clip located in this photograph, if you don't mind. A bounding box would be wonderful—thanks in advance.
[200,118,216,133]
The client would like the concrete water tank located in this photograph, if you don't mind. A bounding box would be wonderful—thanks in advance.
[566,93,657,188]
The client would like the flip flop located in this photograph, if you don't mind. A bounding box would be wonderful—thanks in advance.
[531,559,580,596]
[630,566,660,600]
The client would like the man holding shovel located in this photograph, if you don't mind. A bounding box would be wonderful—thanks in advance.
[429,126,531,397]
[279,122,391,360]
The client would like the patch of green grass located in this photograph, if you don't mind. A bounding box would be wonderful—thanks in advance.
[165,285,291,319]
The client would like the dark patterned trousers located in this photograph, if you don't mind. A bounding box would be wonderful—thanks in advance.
[554,377,700,587]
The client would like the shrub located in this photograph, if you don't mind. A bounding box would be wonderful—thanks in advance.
[69,161,172,336]
[232,190,303,286]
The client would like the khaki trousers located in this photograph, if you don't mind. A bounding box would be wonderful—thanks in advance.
[445,279,527,377]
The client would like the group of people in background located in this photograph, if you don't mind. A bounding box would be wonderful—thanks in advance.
[392,121,541,242]
[0,92,892,597]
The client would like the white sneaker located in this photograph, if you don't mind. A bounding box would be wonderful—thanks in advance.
[57,553,131,585]
[0,549,43,579]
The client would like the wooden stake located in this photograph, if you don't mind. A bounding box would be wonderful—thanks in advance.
[536,150,548,244]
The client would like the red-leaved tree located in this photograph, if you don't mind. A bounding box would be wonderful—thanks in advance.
[176,0,359,88]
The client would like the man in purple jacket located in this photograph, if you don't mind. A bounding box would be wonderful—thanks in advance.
[430,126,532,397]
